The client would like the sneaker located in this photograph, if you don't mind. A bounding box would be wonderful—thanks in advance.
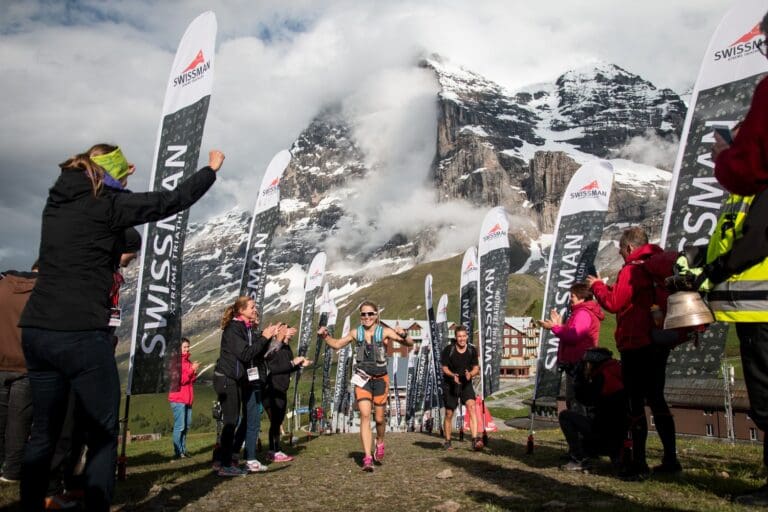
[217,465,247,477]
[271,451,294,463]
[560,458,590,472]
[44,494,78,510]
[652,460,682,475]
[442,440,453,451]
[373,441,385,462]
[619,463,650,481]
[473,437,484,451]
[735,484,768,506]
[245,459,268,473]
[362,455,374,472]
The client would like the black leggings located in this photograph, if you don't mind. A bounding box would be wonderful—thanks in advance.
[213,374,241,466]
[265,389,287,452]
[621,345,675,465]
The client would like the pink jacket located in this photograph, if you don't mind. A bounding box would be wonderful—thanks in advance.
[168,352,197,405]
[552,300,604,364]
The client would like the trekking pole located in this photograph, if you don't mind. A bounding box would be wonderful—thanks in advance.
[456,381,464,441]
[526,399,535,454]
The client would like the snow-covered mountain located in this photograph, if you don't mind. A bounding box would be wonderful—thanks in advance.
[119,56,685,340]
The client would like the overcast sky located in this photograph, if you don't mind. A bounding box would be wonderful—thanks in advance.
[0,0,730,270]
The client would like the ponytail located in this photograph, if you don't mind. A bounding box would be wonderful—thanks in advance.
[58,143,119,197]
[220,296,252,330]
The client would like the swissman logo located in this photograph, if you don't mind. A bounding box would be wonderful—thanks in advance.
[482,223,505,242]
[464,260,477,272]
[570,180,607,200]
[173,50,211,87]
[261,177,280,197]
[714,23,764,62]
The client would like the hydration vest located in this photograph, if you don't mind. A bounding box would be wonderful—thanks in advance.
[354,325,387,376]
[707,194,768,322]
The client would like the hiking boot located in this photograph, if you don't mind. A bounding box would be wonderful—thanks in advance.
[735,484,768,506]
[442,440,453,450]
[373,441,385,462]
[362,455,374,472]
[473,437,484,451]
[271,451,294,462]
[217,465,247,477]
[245,459,268,473]
[619,462,650,481]
[652,460,682,475]
[560,458,590,472]
[44,494,78,510]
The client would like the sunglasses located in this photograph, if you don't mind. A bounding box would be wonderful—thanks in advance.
[360,312,377,317]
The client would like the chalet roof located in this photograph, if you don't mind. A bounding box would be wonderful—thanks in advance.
[664,378,751,410]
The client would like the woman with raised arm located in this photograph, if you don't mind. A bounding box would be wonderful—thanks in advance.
[318,301,414,472]
[19,145,224,511]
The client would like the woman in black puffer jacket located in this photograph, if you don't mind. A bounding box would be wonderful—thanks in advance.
[212,296,277,476]
[263,324,310,462]
[19,144,223,511]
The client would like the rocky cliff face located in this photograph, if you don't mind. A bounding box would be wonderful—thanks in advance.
[119,56,685,340]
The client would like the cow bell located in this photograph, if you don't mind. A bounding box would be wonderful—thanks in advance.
[663,291,715,330]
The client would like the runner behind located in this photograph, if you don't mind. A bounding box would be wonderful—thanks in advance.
[318,301,414,472]
[440,326,481,450]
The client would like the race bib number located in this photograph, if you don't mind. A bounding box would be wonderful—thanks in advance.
[108,307,122,327]
[351,369,370,388]
[247,367,260,382]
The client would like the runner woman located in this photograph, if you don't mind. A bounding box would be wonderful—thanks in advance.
[318,301,414,472]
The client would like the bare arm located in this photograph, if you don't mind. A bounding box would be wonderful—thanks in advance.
[318,326,355,349]
[383,326,414,347]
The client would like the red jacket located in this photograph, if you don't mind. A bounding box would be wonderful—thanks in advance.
[715,76,768,195]
[552,300,604,364]
[591,244,661,352]
[168,352,197,405]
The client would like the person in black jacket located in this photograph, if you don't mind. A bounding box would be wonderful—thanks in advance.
[558,348,626,473]
[18,144,224,511]
[212,296,278,477]
[263,323,309,463]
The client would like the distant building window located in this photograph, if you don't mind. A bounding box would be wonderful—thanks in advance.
[703,409,714,416]
[512,348,519,356]
[392,341,400,349]
[504,328,510,335]
[706,424,714,437]
[750,428,759,441]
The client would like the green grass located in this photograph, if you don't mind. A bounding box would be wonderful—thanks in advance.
[2,428,766,510]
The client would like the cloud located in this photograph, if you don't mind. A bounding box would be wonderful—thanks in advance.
[616,129,680,171]
[0,0,729,270]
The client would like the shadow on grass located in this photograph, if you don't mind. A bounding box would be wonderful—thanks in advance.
[413,440,443,450]
[444,456,673,511]
[481,435,569,469]
[116,460,225,511]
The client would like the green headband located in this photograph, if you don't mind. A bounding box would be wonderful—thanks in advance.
[91,147,130,181]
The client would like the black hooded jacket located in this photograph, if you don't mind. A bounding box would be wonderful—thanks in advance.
[214,319,270,382]
[20,166,216,331]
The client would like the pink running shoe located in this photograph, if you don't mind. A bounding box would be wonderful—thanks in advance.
[373,441,385,462]
[271,451,294,463]
[362,455,374,472]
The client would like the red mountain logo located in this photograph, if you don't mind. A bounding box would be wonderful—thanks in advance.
[183,50,205,72]
[487,224,502,235]
[269,178,280,187]
[731,24,762,46]
[173,49,211,87]
[579,180,600,191]
[715,23,764,62]
[465,261,477,271]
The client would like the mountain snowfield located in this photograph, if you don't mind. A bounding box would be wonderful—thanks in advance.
[119,56,684,345]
